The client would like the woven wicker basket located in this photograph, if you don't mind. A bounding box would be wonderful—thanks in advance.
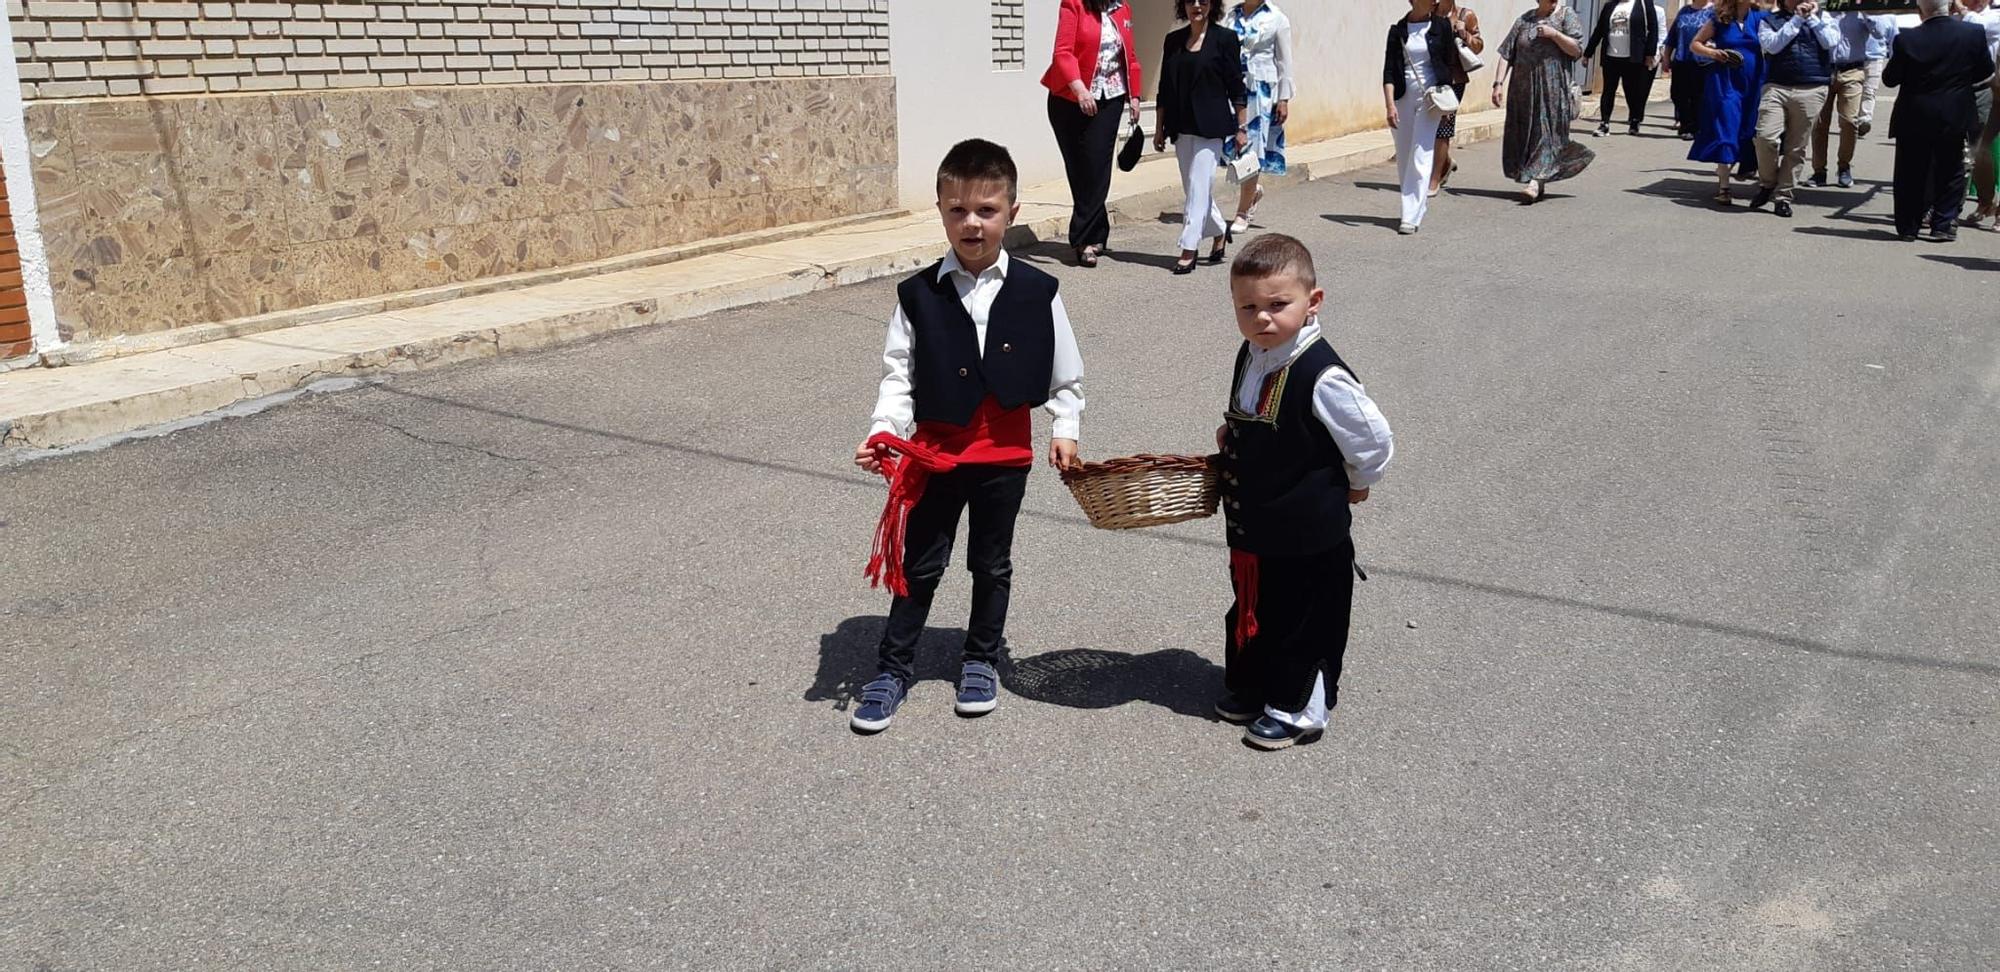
[1060,454,1220,530]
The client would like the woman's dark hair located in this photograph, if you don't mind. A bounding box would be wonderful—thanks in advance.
[1080,0,1109,14]
[1174,0,1224,24]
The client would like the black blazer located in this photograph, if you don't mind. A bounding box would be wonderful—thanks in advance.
[1584,0,1660,64]
[1883,17,1996,140]
[1382,15,1465,100]
[1158,24,1247,141]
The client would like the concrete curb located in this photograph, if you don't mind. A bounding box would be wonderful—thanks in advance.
[0,111,1509,455]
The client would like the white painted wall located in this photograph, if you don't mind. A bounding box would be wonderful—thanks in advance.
[0,12,62,357]
[889,0,1073,209]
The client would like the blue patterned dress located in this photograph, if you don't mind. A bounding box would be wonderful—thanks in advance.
[1226,2,1294,175]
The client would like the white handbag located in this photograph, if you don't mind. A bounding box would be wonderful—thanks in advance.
[1458,40,1486,74]
[1422,84,1461,116]
[1226,147,1261,183]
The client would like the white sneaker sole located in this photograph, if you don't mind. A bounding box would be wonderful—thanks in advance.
[954,697,998,716]
[850,712,894,733]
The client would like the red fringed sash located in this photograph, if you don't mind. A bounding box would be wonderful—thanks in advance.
[1230,549,1260,651]
[862,398,1035,597]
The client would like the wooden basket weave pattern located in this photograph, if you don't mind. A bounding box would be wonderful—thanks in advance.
[1060,454,1219,530]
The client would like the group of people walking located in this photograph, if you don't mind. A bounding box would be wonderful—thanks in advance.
[1044,0,2000,251]
[1044,0,1294,273]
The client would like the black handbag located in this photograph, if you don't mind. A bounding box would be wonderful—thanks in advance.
[1117,124,1146,172]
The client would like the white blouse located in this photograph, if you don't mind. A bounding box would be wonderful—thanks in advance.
[1230,2,1297,101]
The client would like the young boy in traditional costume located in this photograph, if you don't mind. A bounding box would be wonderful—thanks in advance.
[850,139,1086,734]
[1212,234,1393,750]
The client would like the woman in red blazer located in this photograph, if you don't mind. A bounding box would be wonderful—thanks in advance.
[1043,0,1144,267]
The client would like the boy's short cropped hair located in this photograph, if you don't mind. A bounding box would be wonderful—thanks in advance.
[1229,234,1318,289]
[936,138,1019,203]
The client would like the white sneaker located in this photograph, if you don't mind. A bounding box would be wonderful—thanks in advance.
[1396,222,1418,235]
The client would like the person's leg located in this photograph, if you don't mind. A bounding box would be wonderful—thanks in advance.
[1971,89,1996,212]
[1753,84,1787,194]
[1046,95,1095,251]
[1811,83,1835,178]
[1624,59,1656,128]
[1235,173,1261,223]
[1075,95,1126,251]
[1858,59,1884,129]
[1835,68,1862,174]
[1259,543,1355,731]
[1778,86,1824,203]
[1931,132,1968,234]
[1672,65,1700,135]
[960,465,1029,669]
[875,471,970,680]
[1175,137,1209,255]
[1892,136,1927,237]
[1200,139,1230,244]
[1598,60,1622,131]
[1396,92,1438,226]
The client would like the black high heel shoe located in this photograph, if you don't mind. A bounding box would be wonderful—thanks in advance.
[1204,229,1232,265]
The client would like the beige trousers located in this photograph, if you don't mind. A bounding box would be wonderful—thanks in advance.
[1756,83,1828,202]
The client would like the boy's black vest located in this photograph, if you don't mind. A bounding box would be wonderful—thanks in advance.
[1217,339,1354,557]
[1765,13,1834,86]
[896,259,1058,427]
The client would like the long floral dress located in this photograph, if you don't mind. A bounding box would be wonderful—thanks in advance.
[1498,6,1595,184]
[1226,2,1294,175]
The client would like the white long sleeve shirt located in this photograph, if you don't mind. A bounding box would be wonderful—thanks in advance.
[1231,2,1297,101]
[1759,10,1848,62]
[868,249,1086,442]
[1232,316,1393,489]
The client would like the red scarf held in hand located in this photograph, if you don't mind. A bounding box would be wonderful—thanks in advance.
[1230,550,1260,651]
[863,398,1035,597]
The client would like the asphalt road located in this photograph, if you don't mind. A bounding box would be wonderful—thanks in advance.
[4,118,1998,970]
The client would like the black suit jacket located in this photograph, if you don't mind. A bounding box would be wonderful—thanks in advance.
[1382,15,1466,99]
[1584,0,1661,65]
[1884,17,1996,140]
[1158,24,1247,141]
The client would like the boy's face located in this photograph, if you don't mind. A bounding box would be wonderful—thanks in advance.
[937,177,1018,272]
[1231,271,1324,351]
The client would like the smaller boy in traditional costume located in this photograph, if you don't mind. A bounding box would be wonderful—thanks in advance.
[1212,234,1393,750]
[850,139,1086,734]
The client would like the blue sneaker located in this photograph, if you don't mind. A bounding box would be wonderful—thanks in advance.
[850,673,906,733]
[954,661,1000,716]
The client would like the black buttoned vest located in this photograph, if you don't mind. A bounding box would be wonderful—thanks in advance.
[1216,339,1354,556]
[896,260,1058,428]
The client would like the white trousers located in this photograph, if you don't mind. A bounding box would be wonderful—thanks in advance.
[1859,58,1885,125]
[1393,91,1443,227]
[1265,672,1328,731]
[1176,136,1229,252]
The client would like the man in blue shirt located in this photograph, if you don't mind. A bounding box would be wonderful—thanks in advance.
[1812,10,1895,186]
[1859,13,1900,135]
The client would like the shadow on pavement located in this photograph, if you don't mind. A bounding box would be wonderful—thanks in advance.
[1792,225,1906,242]
[1445,186,1574,204]
[1320,213,1403,229]
[1920,253,2000,271]
[1006,647,1223,721]
[806,616,973,711]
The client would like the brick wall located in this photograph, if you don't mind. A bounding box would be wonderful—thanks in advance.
[0,159,26,359]
[990,0,1020,71]
[9,0,890,100]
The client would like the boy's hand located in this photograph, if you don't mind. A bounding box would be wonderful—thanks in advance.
[854,440,889,475]
[1049,438,1081,473]
[1348,488,1370,504]
[1215,423,1229,450]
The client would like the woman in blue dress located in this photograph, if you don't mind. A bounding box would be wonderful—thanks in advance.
[1687,0,1766,206]
[1224,0,1295,235]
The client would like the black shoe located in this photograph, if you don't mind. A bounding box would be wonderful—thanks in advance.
[1628,122,1641,136]
[1171,258,1196,275]
[1898,232,1920,242]
[1593,123,1610,138]
[1214,693,1260,724]
[1773,200,1793,218]
[1749,186,1774,209]
[1805,170,1827,188]
[1205,236,1229,265]
[1930,227,1958,243]
[1680,131,1695,141]
[1244,715,1324,751]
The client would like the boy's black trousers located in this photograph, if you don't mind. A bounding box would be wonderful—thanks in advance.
[875,464,1030,680]
[1223,540,1356,714]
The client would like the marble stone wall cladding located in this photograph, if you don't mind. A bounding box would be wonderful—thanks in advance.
[28,75,898,343]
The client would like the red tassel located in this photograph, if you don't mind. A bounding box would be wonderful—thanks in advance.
[1230,550,1260,651]
[862,431,959,597]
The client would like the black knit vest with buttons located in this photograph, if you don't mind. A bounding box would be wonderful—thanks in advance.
[1217,339,1354,556]
[896,259,1058,428]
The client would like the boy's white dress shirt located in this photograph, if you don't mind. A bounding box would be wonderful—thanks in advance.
[869,249,1086,442]
[1232,314,1394,731]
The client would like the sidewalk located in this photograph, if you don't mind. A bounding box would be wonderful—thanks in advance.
[0,109,1504,455]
